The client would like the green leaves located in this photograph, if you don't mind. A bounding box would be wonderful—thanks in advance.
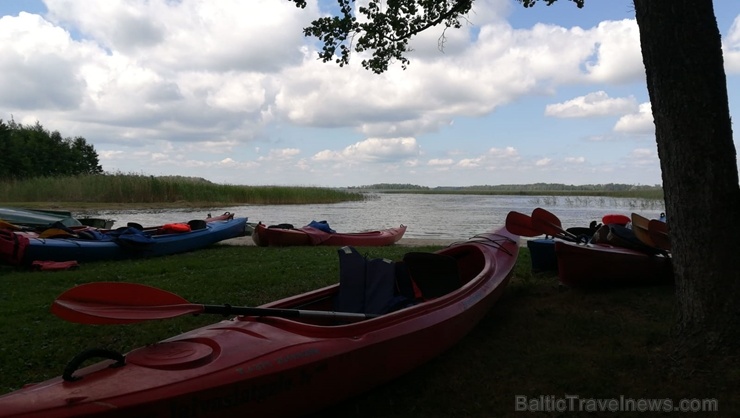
[291,0,474,73]
[520,0,585,8]
[290,0,586,73]
[0,119,102,180]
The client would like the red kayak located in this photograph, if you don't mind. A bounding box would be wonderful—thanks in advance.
[252,222,407,247]
[0,226,519,418]
[205,212,235,222]
[555,240,673,287]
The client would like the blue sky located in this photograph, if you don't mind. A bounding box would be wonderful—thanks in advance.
[1,0,738,187]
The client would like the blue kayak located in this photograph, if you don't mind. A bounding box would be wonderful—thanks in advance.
[6,217,247,265]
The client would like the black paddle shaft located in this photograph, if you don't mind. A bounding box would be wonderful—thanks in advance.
[201,304,377,321]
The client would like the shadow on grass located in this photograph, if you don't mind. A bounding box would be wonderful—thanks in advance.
[311,250,732,417]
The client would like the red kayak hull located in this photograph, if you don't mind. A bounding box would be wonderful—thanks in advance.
[555,240,673,287]
[0,227,519,418]
[253,223,407,247]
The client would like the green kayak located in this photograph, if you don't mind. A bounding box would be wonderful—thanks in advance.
[0,207,82,228]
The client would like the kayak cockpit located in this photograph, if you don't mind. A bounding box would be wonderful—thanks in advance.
[240,243,490,329]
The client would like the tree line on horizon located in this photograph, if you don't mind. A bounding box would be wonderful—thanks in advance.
[0,119,102,180]
[350,183,663,191]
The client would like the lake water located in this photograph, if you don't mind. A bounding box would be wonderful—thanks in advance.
[79,194,665,241]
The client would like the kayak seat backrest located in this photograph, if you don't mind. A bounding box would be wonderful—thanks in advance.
[364,257,400,315]
[395,261,422,301]
[402,252,461,299]
[336,246,367,314]
[335,246,416,316]
[188,219,207,230]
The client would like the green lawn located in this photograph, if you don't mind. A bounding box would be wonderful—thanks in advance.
[0,244,733,416]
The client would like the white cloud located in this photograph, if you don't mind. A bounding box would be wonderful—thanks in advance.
[724,15,740,73]
[583,20,644,84]
[0,13,88,109]
[258,148,301,161]
[545,91,639,118]
[614,102,654,134]
[457,157,484,168]
[44,0,312,72]
[428,159,455,166]
[488,147,520,160]
[312,137,420,163]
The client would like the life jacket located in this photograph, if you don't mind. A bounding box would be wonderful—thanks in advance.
[31,260,80,271]
[161,223,191,234]
[602,214,631,226]
[0,229,30,265]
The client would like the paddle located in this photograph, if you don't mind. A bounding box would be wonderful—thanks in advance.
[648,219,671,251]
[0,220,29,231]
[51,282,377,325]
[630,213,656,248]
[530,208,580,242]
[504,211,542,237]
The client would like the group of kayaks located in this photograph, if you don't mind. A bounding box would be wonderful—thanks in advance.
[0,206,672,417]
[0,208,410,269]
[0,209,249,269]
[506,208,673,287]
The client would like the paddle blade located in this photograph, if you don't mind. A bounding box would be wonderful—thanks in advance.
[505,211,541,237]
[52,300,204,324]
[0,220,24,231]
[648,219,671,251]
[630,213,650,230]
[52,282,202,324]
[531,208,577,241]
[631,213,656,247]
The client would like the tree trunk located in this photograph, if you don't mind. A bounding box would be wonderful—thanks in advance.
[633,0,740,356]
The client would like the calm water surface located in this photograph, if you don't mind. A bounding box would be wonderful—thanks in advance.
[80,194,665,241]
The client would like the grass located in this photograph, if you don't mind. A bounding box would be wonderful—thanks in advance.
[0,244,734,416]
[0,173,366,206]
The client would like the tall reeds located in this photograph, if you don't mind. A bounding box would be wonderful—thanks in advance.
[0,173,366,205]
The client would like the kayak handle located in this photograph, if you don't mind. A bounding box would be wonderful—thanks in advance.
[63,348,126,382]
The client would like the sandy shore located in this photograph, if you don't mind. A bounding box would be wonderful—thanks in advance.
[219,236,459,247]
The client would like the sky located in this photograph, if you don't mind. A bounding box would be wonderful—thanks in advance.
[0,1,738,188]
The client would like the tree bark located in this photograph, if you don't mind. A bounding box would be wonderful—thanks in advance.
[633,0,740,356]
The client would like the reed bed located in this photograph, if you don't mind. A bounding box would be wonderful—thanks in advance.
[528,195,665,211]
[0,173,365,206]
[0,174,666,210]
[380,189,665,200]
